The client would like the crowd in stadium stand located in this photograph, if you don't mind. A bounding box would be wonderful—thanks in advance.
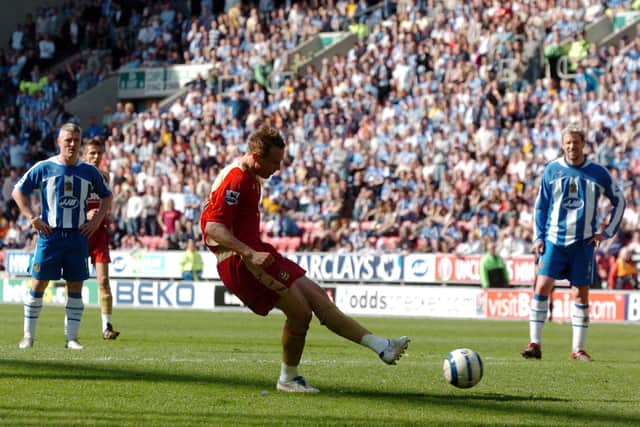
[1,0,640,289]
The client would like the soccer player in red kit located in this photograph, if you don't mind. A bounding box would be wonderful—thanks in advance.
[84,138,120,340]
[200,125,409,393]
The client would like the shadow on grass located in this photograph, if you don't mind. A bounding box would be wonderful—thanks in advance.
[1,358,638,426]
[0,405,431,427]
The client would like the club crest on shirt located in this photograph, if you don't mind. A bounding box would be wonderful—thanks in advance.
[279,271,290,281]
[64,181,73,191]
[224,189,240,205]
[569,182,577,194]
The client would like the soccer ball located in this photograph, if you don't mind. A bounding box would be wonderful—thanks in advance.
[443,348,483,389]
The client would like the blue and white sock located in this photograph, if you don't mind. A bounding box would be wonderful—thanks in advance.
[571,303,589,351]
[529,294,549,344]
[64,292,84,341]
[24,289,44,338]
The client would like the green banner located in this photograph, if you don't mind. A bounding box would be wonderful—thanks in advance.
[1,278,99,306]
[117,64,212,99]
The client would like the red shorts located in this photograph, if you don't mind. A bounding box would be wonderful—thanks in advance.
[88,226,110,265]
[211,244,305,316]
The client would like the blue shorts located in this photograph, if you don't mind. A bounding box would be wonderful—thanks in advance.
[29,229,89,282]
[538,239,596,286]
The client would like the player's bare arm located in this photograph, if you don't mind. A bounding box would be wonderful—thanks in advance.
[204,221,273,268]
[80,194,112,238]
[12,188,52,237]
[587,233,607,247]
[531,239,545,255]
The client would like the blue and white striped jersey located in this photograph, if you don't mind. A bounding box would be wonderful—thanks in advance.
[15,156,112,229]
[534,158,625,246]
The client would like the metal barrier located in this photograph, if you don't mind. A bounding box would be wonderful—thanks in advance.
[556,55,579,79]
[267,71,294,94]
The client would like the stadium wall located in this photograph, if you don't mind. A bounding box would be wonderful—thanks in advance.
[4,249,542,285]
[1,277,639,323]
[65,74,119,127]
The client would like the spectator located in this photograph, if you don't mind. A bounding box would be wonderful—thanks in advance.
[273,207,302,237]
[612,247,638,290]
[124,189,144,236]
[179,238,203,281]
[158,198,182,238]
[479,241,510,291]
[85,116,105,139]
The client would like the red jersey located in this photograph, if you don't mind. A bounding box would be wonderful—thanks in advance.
[86,170,110,228]
[200,161,263,248]
[88,170,110,264]
[200,161,305,315]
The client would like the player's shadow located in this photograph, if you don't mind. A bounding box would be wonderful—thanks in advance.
[2,359,639,426]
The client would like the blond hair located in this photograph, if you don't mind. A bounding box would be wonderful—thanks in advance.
[562,123,585,141]
[59,122,82,136]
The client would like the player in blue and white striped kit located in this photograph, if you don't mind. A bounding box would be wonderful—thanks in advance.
[12,123,113,350]
[522,124,625,362]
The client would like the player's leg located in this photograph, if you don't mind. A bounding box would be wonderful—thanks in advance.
[96,262,119,339]
[61,232,89,349]
[64,280,85,349]
[522,274,555,358]
[569,242,595,361]
[523,243,565,359]
[21,234,62,348]
[274,285,317,392]
[570,285,591,360]
[20,278,50,349]
[215,253,318,393]
[293,276,409,364]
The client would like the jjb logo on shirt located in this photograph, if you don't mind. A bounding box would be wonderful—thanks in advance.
[224,189,240,205]
[59,197,79,208]
[60,178,79,208]
[562,179,584,210]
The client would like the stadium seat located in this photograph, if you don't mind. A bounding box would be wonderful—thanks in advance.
[138,236,153,249]
[287,236,302,252]
[380,236,400,250]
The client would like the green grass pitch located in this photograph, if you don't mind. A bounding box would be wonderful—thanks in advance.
[1,305,639,426]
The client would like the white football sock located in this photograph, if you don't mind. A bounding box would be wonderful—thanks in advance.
[279,362,299,383]
[529,294,549,344]
[571,303,589,351]
[65,292,84,341]
[24,290,43,338]
[101,313,111,332]
[360,334,389,354]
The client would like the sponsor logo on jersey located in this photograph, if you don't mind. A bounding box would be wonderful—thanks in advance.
[561,197,584,210]
[224,189,240,205]
[60,196,79,208]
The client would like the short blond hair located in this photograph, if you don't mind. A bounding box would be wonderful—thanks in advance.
[562,123,585,141]
[59,122,82,136]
